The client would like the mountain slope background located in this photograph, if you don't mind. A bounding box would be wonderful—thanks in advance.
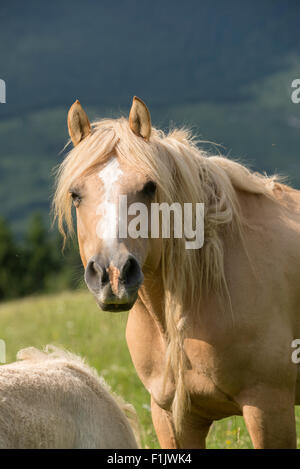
[0,0,300,235]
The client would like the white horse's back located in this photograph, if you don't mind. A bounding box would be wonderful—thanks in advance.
[0,346,138,449]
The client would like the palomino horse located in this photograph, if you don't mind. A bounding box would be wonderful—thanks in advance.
[54,97,300,449]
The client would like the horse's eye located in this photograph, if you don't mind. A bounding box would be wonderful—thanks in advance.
[70,191,81,207]
[142,180,157,197]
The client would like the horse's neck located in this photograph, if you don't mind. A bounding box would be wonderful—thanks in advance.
[139,269,166,334]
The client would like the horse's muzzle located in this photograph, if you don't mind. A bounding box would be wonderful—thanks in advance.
[84,253,143,312]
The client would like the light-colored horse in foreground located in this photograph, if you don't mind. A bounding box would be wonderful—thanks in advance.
[0,346,138,449]
[54,96,300,448]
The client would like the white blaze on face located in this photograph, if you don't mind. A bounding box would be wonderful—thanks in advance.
[96,157,123,244]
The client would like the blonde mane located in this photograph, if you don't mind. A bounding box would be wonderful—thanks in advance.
[53,117,281,434]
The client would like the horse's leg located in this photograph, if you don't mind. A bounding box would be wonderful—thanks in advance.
[178,414,212,449]
[239,386,296,449]
[151,397,212,448]
[151,397,178,448]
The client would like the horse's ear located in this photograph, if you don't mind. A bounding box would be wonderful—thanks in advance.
[67,100,91,146]
[129,96,152,141]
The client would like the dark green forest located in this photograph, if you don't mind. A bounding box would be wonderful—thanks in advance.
[0,214,82,300]
[0,0,300,297]
[1,0,300,115]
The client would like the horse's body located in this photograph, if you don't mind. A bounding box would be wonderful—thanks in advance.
[128,185,300,448]
[54,97,300,448]
[0,346,138,449]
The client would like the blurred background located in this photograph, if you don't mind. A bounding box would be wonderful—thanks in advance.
[0,0,300,447]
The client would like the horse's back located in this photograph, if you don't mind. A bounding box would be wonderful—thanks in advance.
[0,349,138,449]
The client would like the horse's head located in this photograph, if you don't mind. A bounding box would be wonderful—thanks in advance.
[65,97,161,312]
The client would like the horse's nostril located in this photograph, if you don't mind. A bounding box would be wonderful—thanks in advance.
[85,259,109,293]
[121,256,142,287]
[101,268,109,285]
[91,261,108,283]
[122,258,134,279]
[92,261,102,276]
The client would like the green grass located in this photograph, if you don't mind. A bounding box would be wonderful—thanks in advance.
[0,290,300,449]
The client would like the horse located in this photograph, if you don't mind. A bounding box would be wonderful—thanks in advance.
[53,96,300,448]
[0,346,139,449]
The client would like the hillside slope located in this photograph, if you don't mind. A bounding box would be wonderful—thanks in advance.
[0,1,300,234]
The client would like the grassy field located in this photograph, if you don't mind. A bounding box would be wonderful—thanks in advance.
[1,290,300,449]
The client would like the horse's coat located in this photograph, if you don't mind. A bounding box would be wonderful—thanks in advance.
[54,97,300,448]
[0,346,139,449]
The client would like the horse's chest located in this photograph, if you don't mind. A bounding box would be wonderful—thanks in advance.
[127,305,241,417]
[145,349,241,419]
[150,368,239,417]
